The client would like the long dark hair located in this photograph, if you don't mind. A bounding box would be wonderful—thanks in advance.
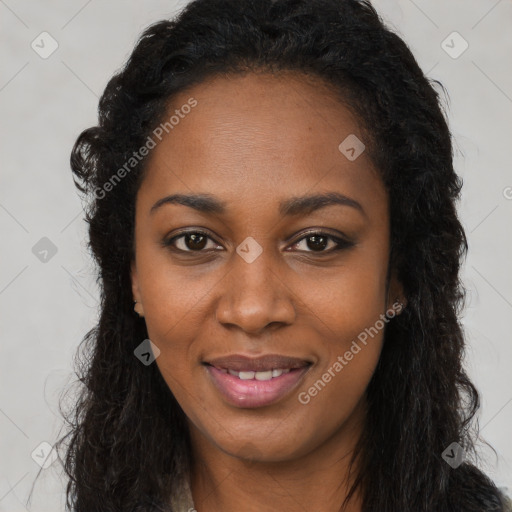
[53,0,509,510]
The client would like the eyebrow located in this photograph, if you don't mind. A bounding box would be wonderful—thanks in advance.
[150,192,366,218]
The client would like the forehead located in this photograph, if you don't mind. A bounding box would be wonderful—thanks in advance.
[138,71,385,216]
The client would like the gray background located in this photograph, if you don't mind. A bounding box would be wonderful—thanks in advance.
[1,0,511,510]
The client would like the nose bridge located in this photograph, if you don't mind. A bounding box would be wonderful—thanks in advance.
[215,239,295,332]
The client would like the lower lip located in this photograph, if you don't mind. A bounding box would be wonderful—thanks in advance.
[205,365,311,409]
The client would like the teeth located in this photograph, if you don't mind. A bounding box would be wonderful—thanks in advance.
[255,370,273,381]
[225,368,292,380]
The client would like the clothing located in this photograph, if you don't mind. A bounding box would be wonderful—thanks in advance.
[166,475,512,512]
[169,474,195,512]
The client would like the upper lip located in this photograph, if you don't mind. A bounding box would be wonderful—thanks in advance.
[204,354,313,372]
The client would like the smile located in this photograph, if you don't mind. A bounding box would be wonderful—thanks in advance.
[222,368,291,380]
[204,364,311,408]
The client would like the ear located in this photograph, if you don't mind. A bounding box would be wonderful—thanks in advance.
[131,259,144,316]
[386,269,407,315]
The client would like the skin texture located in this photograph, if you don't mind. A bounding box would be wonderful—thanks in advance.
[131,71,405,512]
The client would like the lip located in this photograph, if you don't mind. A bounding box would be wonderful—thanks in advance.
[205,353,312,372]
[204,364,312,409]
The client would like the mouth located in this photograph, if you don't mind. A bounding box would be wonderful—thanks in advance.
[207,367,295,381]
[202,354,313,408]
[203,353,313,373]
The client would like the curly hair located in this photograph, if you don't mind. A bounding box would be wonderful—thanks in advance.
[51,0,510,510]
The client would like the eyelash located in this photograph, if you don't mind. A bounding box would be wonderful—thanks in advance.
[162,229,354,255]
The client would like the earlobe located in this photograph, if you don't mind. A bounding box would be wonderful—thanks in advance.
[133,299,144,318]
[130,259,139,302]
[130,260,144,318]
[391,297,407,316]
[387,271,407,315]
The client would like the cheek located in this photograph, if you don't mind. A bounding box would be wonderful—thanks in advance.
[291,247,388,406]
[295,248,389,339]
[296,270,387,430]
[294,344,380,448]
[136,243,211,343]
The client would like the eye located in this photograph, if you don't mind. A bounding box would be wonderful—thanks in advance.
[162,229,354,254]
[163,230,222,252]
[287,231,354,254]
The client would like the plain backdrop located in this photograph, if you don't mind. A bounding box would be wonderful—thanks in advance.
[1,0,511,510]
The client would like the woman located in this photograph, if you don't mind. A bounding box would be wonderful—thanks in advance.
[57,0,511,510]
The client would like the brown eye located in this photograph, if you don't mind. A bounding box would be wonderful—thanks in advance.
[163,231,221,252]
[183,233,207,250]
[289,231,354,254]
[304,234,329,251]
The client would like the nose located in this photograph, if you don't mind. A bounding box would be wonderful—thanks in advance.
[215,248,296,335]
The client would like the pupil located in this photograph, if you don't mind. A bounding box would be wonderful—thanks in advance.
[187,233,207,250]
[307,235,327,251]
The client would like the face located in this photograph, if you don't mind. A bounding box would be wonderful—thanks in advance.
[131,71,404,463]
